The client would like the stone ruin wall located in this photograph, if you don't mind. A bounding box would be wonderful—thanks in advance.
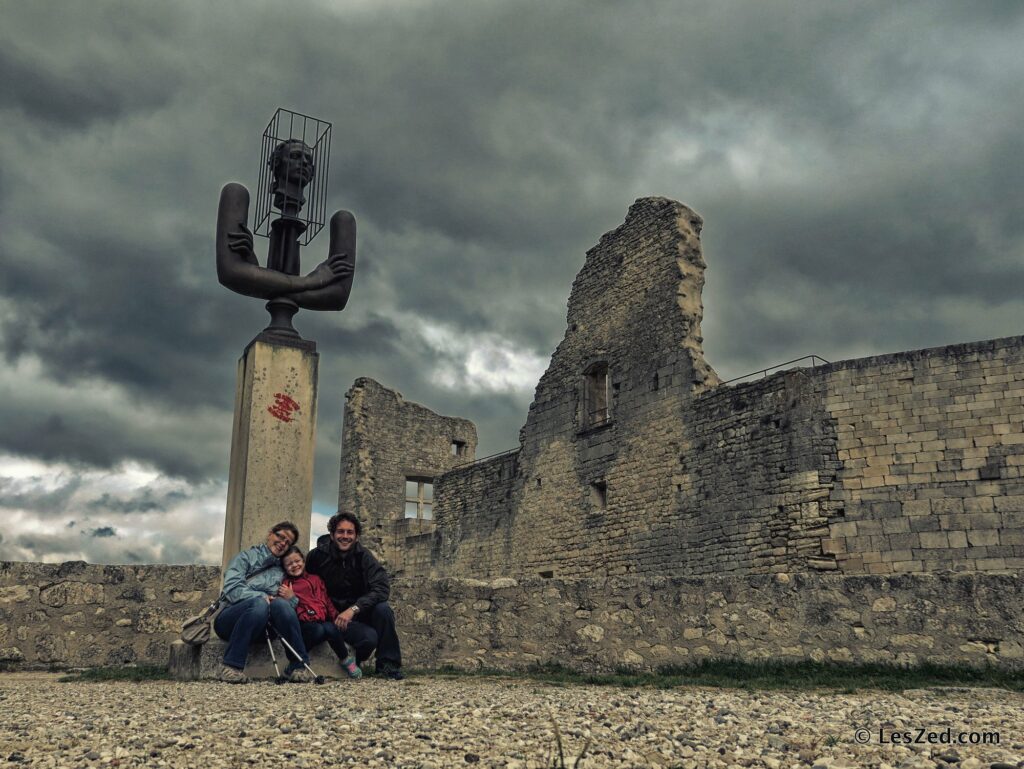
[678,335,1024,577]
[433,451,520,575]
[337,376,476,573]
[428,337,1024,580]
[4,562,1023,671]
[347,198,1024,581]
[481,198,720,580]
[821,337,1024,573]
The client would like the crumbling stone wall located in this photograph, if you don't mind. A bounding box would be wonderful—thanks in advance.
[361,198,1024,580]
[434,450,520,576]
[4,561,1021,672]
[670,368,841,575]
[338,377,477,572]
[0,561,218,669]
[434,197,723,578]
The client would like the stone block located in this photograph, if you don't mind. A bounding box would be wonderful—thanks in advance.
[946,531,968,549]
[918,532,949,549]
[192,637,350,680]
[966,530,1000,547]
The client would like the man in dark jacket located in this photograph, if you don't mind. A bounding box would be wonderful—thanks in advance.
[305,511,404,679]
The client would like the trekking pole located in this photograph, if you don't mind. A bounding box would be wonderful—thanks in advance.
[267,621,326,685]
[264,628,286,684]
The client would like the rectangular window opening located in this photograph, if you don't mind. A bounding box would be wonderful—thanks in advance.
[404,477,435,520]
[590,480,608,511]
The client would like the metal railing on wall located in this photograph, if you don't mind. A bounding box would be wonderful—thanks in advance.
[453,447,520,469]
[721,354,831,386]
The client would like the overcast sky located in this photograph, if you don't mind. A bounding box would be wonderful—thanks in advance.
[2,1,1022,565]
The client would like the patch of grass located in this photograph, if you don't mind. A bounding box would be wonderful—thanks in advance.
[58,665,170,683]
[432,659,1024,693]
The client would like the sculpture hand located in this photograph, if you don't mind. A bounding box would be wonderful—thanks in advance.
[304,253,353,289]
[226,223,257,264]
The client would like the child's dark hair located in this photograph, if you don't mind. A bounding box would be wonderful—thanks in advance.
[281,545,304,561]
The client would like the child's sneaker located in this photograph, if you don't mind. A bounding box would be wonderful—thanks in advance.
[340,644,362,679]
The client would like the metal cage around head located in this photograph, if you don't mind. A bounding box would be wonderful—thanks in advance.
[253,108,332,246]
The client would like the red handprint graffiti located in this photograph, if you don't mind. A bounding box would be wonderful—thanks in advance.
[268,393,301,423]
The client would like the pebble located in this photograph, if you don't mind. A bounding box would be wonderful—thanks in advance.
[1,675,1022,768]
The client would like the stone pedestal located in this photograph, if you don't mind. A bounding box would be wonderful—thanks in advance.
[168,638,350,681]
[222,332,319,572]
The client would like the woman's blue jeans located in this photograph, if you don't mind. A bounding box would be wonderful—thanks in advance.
[213,596,309,671]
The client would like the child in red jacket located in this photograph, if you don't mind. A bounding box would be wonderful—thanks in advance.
[282,547,361,678]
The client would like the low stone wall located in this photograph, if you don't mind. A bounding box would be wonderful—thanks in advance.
[395,571,1024,671]
[2,561,1021,671]
[0,561,219,669]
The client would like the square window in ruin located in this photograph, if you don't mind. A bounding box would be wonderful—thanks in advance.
[590,480,608,511]
[451,440,467,457]
[582,362,611,429]
[404,477,434,520]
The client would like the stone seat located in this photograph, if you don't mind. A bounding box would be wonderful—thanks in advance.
[169,637,363,681]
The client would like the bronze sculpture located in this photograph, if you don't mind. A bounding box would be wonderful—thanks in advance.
[216,128,355,338]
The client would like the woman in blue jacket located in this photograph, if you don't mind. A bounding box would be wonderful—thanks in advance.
[213,521,312,683]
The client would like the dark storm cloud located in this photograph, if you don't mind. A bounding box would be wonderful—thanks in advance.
[0,387,226,482]
[89,526,117,538]
[87,489,186,515]
[0,4,186,127]
[1,0,1023,562]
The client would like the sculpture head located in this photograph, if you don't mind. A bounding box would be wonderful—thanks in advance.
[269,139,315,214]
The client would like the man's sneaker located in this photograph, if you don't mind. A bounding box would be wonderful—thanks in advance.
[376,663,405,681]
[288,666,315,683]
[218,665,248,684]
[339,645,362,679]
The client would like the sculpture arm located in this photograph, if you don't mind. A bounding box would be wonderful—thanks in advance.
[289,210,357,311]
[216,183,347,299]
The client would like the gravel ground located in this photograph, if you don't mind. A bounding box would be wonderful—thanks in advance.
[1,674,1023,768]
